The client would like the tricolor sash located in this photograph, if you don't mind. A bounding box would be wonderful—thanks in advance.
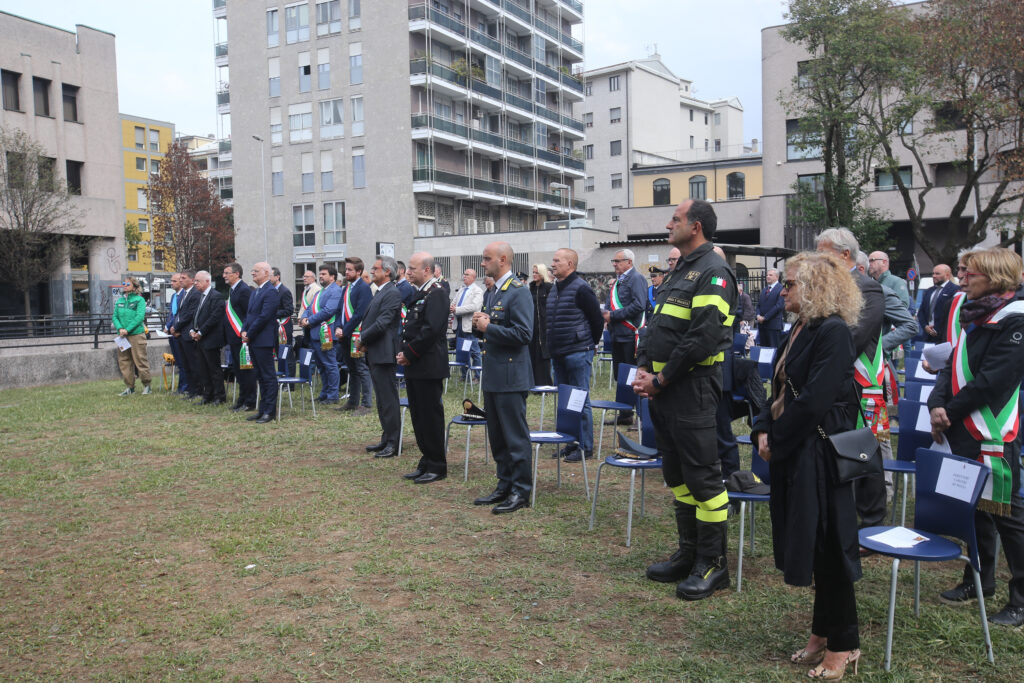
[853,331,888,436]
[277,317,290,345]
[308,289,335,350]
[610,279,645,353]
[239,342,253,370]
[948,292,1021,515]
[226,299,243,338]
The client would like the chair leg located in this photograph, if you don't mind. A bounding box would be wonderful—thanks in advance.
[913,560,921,618]
[970,562,995,664]
[737,500,746,593]
[538,393,546,431]
[276,386,282,421]
[398,406,406,457]
[556,445,561,489]
[589,463,605,531]
[626,469,637,547]
[463,426,471,483]
[884,558,900,672]
[900,473,909,527]
[309,383,317,417]
[531,444,540,508]
[581,442,590,500]
[596,409,607,460]
[639,470,647,517]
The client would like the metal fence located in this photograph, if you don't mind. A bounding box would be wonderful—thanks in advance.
[0,313,166,349]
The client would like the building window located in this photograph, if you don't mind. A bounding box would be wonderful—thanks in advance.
[270,106,283,144]
[269,57,281,97]
[5,152,26,189]
[153,250,164,270]
[134,126,145,150]
[288,102,313,143]
[319,98,344,138]
[583,144,593,160]
[610,173,623,189]
[714,139,721,152]
[704,113,708,125]
[352,149,366,188]
[298,52,312,93]
[727,172,745,199]
[714,112,721,125]
[285,3,310,44]
[875,166,911,190]
[127,249,138,262]
[583,112,593,128]
[324,200,346,244]
[293,204,315,246]
[609,107,621,124]
[32,77,50,117]
[301,152,314,193]
[609,140,622,156]
[137,187,147,210]
[1,70,20,111]
[317,48,330,90]
[316,0,341,35]
[933,102,967,131]
[37,156,56,192]
[64,160,82,195]
[689,108,693,122]
[797,173,825,193]
[149,129,159,152]
[271,156,283,195]
[150,159,160,175]
[653,178,671,206]
[608,75,620,92]
[704,139,709,152]
[584,81,592,96]
[611,205,621,221]
[138,218,148,233]
[689,175,707,200]
[135,157,146,171]
[267,9,280,47]
[349,0,361,31]
[62,84,79,122]
[321,151,334,191]
[351,96,364,136]
[349,43,363,85]
[786,118,822,160]
[584,176,594,192]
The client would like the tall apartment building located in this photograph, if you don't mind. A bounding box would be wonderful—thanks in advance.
[576,55,747,232]
[182,134,234,208]
[220,0,592,293]
[121,115,174,276]
[0,11,123,316]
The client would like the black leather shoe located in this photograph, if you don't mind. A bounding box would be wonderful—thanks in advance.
[988,603,1024,627]
[246,412,264,421]
[209,399,225,406]
[230,403,246,412]
[243,404,258,412]
[414,472,446,484]
[676,557,729,601]
[365,441,386,452]
[255,413,273,424]
[492,491,529,514]
[403,469,425,480]
[374,445,397,459]
[563,449,593,462]
[940,582,995,604]
[474,488,510,506]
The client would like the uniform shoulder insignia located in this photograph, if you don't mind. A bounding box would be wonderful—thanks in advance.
[509,279,523,288]
[685,270,701,281]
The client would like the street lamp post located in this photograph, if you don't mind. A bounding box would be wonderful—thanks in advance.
[252,135,269,262]
[549,182,573,250]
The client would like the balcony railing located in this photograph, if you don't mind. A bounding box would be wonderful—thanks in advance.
[408,4,468,36]
[560,71,583,92]
[505,138,534,156]
[536,149,561,164]
[413,167,471,188]
[533,15,560,41]
[469,29,501,53]
[412,113,469,138]
[561,114,584,132]
[536,105,560,123]
[561,32,583,52]
[471,128,504,148]
[562,156,584,170]
[471,79,501,100]
[474,177,505,194]
[410,59,468,89]
[216,91,230,105]
[218,139,232,153]
[413,116,584,172]
[502,0,532,24]
[215,42,228,58]
[213,0,226,9]
[502,44,533,69]
[535,62,561,81]
[562,0,583,13]
[504,92,533,113]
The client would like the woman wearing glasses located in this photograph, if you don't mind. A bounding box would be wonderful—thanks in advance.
[112,278,152,396]
[750,251,864,679]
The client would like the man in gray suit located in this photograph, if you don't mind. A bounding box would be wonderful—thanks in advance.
[472,241,535,514]
[357,255,404,459]
[602,248,648,425]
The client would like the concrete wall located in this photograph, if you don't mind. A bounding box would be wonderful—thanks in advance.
[0,337,171,389]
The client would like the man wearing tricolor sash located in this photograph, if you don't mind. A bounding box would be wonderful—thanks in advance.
[300,265,343,404]
[270,267,295,378]
[929,248,1024,628]
[223,263,258,412]
[335,257,373,413]
[602,248,648,426]
[297,270,321,350]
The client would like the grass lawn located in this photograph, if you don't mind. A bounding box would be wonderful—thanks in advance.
[0,372,1020,681]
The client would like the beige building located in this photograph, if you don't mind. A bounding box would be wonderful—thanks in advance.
[0,11,123,316]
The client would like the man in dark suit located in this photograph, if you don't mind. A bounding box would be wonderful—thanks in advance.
[602,248,648,425]
[395,260,417,308]
[222,262,257,411]
[755,269,785,348]
[398,252,450,484]
[434,264,451,297]
[302,265,343,403]
[816,229,889,530]
[473,242,535,514]
[917,263,958,342]
[188,270,226,405]
[164,273,191,394]
[335,257,373,412]
[241,262,281,423]
[358,256,404,458]
[270,266,295,377]
[482,275,496,311]
[170,270,200,399]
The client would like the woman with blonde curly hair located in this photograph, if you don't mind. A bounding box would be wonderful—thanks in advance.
[529,262,554,385]
[751,251,865,679]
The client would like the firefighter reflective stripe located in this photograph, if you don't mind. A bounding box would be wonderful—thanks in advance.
[651,352,723,373]
[656,302,691,320]
[671,483,697,506]
[695,490,729,523]
[655,296,735,327]
[692,294,733,320]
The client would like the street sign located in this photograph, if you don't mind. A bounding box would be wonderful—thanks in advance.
[906,268,917,281]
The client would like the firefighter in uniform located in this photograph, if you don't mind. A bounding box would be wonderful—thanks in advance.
[633,199,738,601]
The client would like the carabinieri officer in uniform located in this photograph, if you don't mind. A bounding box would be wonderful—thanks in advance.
[633,199,738,601]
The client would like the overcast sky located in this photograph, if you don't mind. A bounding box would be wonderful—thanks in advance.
[3,0,789,142]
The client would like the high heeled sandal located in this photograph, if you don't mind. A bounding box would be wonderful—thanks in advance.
[790,644,826,666]
[807,649,860,680]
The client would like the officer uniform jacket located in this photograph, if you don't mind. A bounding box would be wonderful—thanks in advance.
[851,271,885,362]
[637,242,737,384]
[480,273,534,392]
[359,280,403,365]
[241,282,281,348]
[607,267,648,342]
[401,280,450,380]
[191,288,225,350]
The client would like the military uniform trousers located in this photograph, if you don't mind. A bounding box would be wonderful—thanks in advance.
[484,390,532,494]
[406,378,447,475]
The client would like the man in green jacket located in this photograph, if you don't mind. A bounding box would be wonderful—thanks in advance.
[112,278,152,395]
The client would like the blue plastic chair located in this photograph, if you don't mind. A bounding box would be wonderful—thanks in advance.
[732,332,749,357]
[596,329,615,388]
[588,397,661,547]
[592,363,638,457]
[887,400,932,525]
[529,384,559,431]
[906,358,939,384]
[860,448,994,671]
[749,345,776,382]
[727,449,771,592]
[445,411,489,482]
[529,384,587,507]
[276,347,317,420]
[397,396,409,457]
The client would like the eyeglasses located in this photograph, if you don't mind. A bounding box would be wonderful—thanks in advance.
[962,271,987,280]
[610,258,628,264]
[666,257,678,264]
[782,280,797,290]
[868,258,887,263]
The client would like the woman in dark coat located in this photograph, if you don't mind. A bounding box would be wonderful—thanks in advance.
[751,251,864,680]
[529,263,553,386]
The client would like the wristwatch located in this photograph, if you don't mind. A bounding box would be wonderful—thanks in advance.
[651,374,662,391]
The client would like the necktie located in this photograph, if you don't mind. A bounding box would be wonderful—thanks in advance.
[171,291,179,315]
[194,291,208,328]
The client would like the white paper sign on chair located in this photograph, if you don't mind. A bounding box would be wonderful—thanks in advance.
[567,389,587,413]
[936,458,982,503]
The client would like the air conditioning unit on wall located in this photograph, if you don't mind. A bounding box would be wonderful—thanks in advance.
[466,219,479,234]
[483,221,495,233]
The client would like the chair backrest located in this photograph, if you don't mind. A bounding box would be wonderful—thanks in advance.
[732,333,748,357]
[637,397,656,450]
[749,345,776,381]
[554,383,585,441]
[910,340,927,353]
[903,381,934,403]
[895,399,933,462]
[297,347,314,380]
[615,363,639,407]
[914,448,989,572]
[277,344,291,376]
[906,358,938,384]
[454,339,471,365]
[601,328,611,351]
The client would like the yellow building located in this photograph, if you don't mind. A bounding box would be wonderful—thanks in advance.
[120,114,175,275]
[632,155,763,207]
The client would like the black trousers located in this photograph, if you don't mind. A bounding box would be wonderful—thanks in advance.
[406,378,446,474]
[812,522,860,651]
[369,362,401,447]
[196,344,226,401]
[484,391,532,494]
[228,341,257,407]
[250,345,278,416]
[610,338,637,417]
[178,337,200,395]
[759,326,781,349]
[962,493,1024,607]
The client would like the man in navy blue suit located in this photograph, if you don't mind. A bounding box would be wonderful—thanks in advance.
[241,262,281,423]
[755,269,785,348]
[164,273,190,394]
[395,260,417,308]
[223,262,257,411]
[335,257,373,413]
[917,263,958,342]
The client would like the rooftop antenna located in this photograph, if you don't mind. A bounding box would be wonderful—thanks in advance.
[646,43,659,58]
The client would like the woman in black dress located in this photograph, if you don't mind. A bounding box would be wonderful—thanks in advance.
[529,263,553,385]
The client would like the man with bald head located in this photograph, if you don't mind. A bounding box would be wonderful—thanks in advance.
[918,263,958,342]
[473,241,535,513]
[188,270,226,405]
[241,262,282,423]
[547,248,605,461]
[868,250,910,307]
